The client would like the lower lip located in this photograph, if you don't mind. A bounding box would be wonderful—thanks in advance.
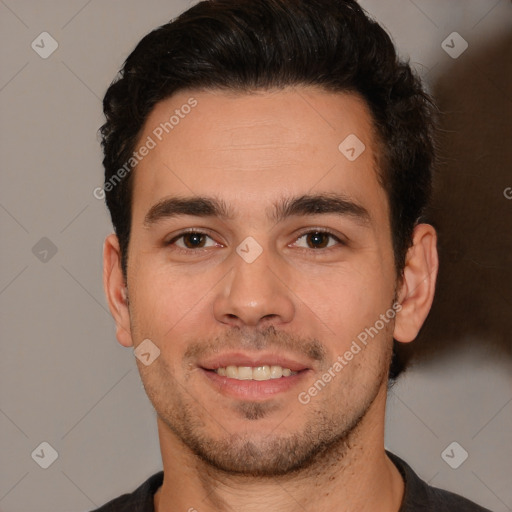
[201,368,310,400]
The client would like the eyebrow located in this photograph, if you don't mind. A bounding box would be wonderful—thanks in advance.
[143,193,371,228]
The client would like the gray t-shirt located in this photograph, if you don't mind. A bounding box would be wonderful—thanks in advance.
[92,450,493,511]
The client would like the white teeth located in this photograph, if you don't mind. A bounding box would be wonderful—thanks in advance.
[214,365,297,380]
[226,366,238,378]
[237,366,253,380]
[270,365,283,379]
[253,365,270,380]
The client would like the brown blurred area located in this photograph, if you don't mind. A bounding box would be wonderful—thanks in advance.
[398,31,512,370]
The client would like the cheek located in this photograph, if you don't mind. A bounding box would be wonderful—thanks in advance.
[293,263,393,343]
[128,264,217,340]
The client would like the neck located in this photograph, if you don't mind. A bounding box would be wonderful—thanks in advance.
[154,385,404,512]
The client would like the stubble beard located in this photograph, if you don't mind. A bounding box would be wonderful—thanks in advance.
[144,356,388,478]
[135,319,393,478]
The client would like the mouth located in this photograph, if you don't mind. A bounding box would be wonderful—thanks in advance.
[198,353,311,400]
[213,365,297,380]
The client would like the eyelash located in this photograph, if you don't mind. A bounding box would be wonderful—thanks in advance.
[165,228,346,255]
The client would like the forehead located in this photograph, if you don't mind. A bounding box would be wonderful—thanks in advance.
[131,87,387,223]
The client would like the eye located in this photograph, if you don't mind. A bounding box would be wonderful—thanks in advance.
[293,230,343,250]
[167,231,219,250]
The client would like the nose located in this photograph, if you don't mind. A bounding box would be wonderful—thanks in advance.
[212,243,296,328]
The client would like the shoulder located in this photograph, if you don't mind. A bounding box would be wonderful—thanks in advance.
[425,485,494,512]
[90,471,164,512]
[386,451,493,512]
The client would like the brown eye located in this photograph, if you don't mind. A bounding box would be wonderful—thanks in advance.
[305,232,330,249]
[182,233,207,248]
[294,231,340,250]
[168,232,218,250]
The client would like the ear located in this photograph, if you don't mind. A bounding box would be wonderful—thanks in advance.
[394,223,438,343]
[103,233,133,347]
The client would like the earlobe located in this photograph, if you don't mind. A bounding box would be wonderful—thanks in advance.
[103,234,134,347]
[393,223,438,343]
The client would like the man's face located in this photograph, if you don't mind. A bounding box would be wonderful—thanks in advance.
[124,87,398,475]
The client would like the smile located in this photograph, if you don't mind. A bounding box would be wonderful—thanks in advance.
[214,365,297,380]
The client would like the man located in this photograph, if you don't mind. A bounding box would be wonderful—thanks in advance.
[96,0,492,510]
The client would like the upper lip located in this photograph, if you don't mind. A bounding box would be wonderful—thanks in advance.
[199,352,311,372]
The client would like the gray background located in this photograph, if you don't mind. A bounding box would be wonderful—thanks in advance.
[1,1,511,511]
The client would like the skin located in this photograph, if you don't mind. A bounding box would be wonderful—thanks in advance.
[104,87,438,512]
